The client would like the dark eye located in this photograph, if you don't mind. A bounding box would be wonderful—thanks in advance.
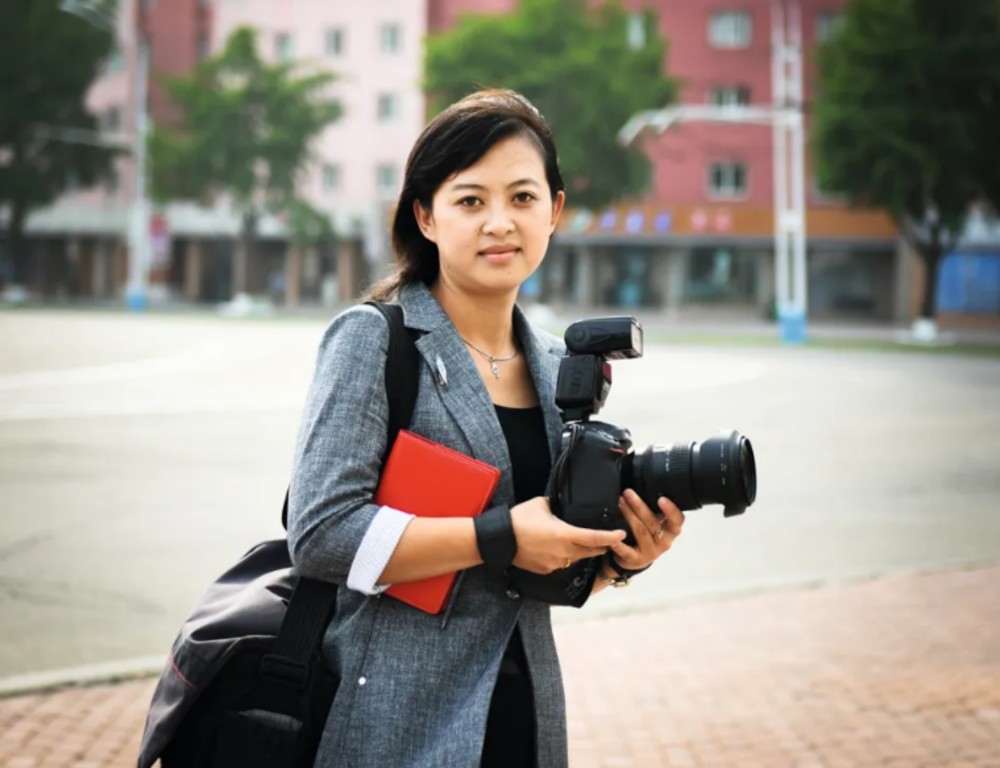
[458,196,481,207]
[513,191,537,203]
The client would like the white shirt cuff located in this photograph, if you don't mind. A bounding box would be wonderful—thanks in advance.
[346,505,414,595]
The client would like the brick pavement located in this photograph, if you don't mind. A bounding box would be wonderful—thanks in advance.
[1,565,998,768]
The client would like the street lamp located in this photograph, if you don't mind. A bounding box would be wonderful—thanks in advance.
[619,0,808,344]
[60,0,151,312]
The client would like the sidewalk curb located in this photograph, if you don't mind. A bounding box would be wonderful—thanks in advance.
[3,560,997,700]
[0,656,163,700]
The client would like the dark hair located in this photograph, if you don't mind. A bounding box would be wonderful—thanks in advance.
[367,89,565,301]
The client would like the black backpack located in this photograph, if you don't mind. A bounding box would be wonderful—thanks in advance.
[137,302,420,768]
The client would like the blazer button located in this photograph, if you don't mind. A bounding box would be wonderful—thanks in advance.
[505,587,521,600]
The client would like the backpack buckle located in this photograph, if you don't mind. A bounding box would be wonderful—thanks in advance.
[260,654,309,687]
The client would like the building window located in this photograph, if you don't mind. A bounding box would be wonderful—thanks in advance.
[326,27,344,56]
[275,33,293,62]
[376,163,398,192]
[322,163,342,192]
[102,107,122,133]
[377,93,399,121]
[708,161,747,198]
[626,13,646,50]
[710,85,751,107]
[709,11,752,48]
[197,32,210,61]
[811,173,845,203]
[379,23,401,53]
[104,47,124,73]
[816,11,841,43]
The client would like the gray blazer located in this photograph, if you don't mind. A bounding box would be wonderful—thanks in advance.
[287,281,570,768]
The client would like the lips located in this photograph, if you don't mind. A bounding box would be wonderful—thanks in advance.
[479,245,519,255]
[479,246,520,265]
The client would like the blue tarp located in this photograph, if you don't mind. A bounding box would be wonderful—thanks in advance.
[936,251,1000,313]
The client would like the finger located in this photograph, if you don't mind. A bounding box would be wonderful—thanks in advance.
[623,489,663,538]
[658,498,685,533]
[567,525,626,549]
[619,494,656,546]
[572,544,614,560]
[608,540,639,562]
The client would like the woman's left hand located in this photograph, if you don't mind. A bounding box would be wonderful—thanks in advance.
[608,489,685,572]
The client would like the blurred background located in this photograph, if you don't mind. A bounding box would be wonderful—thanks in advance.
[1,0,997,338]
[0,0,1000,720]
[1,3,1000,765]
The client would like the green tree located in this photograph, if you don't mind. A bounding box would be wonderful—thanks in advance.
[151,27,340,294]
[424,0,676,211]
[813,0,1000,323]
[0,0,117,285]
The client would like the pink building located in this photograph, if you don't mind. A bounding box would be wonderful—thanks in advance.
[212,0,426,295]
[21,0,426,304]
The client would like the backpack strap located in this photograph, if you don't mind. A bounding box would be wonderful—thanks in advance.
[264,301,420,686]
[280,301,420,530]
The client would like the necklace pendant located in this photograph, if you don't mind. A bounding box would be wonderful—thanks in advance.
[490,361,500,379]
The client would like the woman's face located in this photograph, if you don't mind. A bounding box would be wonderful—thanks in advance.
[414,134,565,298]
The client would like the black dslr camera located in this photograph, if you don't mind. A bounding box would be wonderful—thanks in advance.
[504,316,757,607]
[549,317,757,538]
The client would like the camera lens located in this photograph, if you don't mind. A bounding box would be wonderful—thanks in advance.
[624,430,756,516]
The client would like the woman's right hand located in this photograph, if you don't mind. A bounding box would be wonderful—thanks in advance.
[509,497,626,574]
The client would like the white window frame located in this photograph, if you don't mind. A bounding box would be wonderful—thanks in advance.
[707,161,748,199]
[104,47,124,74]
[627,13,646,50]
[811,173,846,204]
[709,11,752,49]
[709,84,751,107]
[376,93,399,122]
[322,163,342,193]
[102,106,122,133]
[379,23,402,54]
[275,32,293,62]
[816,11,841,43]
[326,27,344,56]
[376,163,398,193]
[197,32,210,61]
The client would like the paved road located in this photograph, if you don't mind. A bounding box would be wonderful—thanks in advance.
[1,309,999,681]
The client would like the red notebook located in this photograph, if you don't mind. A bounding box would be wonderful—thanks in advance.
[374,429,501,614]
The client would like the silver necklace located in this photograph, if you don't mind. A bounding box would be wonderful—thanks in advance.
[460,337,519,379]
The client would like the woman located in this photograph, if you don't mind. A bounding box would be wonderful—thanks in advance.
[287,89,685,768]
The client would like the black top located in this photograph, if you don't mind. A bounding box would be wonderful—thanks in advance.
[493,404,550,677]
[494,404,551,503]
[481,405,549,767]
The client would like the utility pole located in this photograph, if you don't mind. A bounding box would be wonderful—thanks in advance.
[770,0,808,342]
[618,0,808,343]
[59,0,151,312]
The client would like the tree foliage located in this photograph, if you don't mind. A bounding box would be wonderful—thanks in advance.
[813,0,1000,318]
[151,27,340,213]
[151,26,340,291]
[0,0,117,278]
[424,0,676,211]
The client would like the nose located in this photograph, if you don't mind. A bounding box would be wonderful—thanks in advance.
[481,204,515,236]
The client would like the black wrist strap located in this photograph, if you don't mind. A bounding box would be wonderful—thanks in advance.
[605,551,650,580]
[474,505,517,575]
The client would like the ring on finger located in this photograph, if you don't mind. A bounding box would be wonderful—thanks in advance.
[563,558,572,569]
[653,527,665,541]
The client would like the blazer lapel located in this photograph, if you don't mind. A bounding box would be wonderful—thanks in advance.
[398,284,515,502]
[513,306,566,467]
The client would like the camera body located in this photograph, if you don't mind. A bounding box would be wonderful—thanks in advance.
[550,317,757,539]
